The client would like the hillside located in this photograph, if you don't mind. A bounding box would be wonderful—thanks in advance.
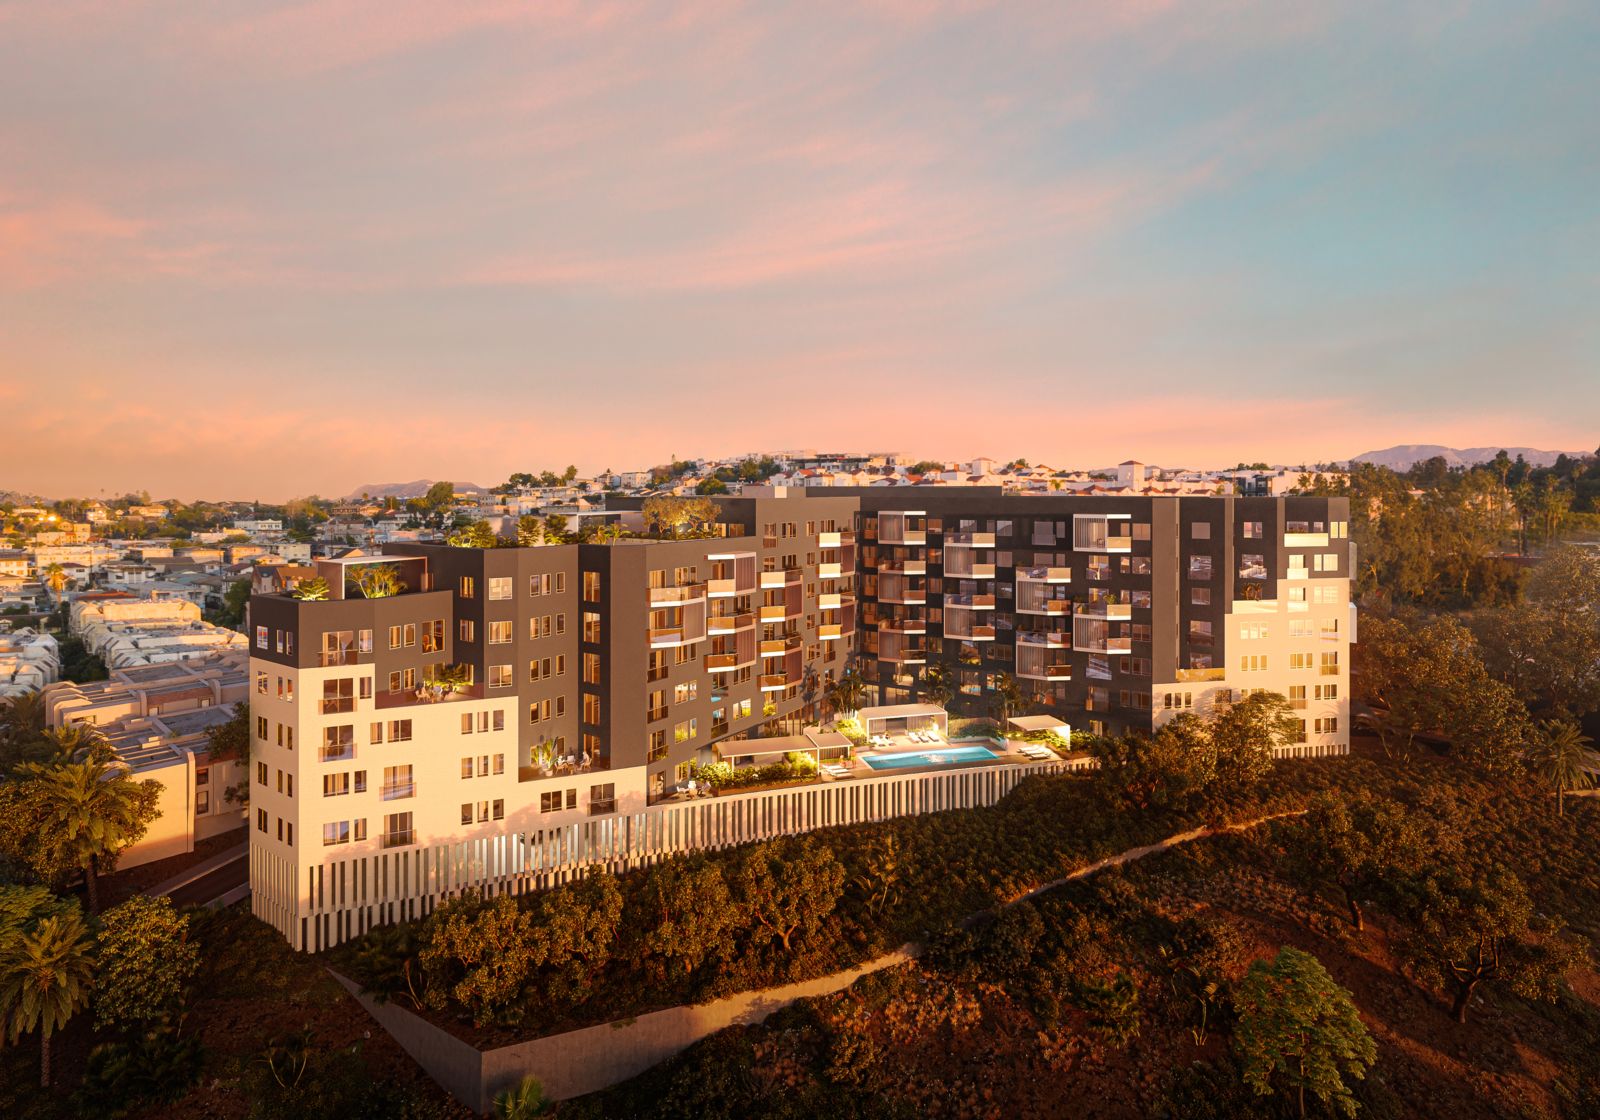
[1350,445,1582,471]
[340,479,486,500]
[568,740,1600,1120]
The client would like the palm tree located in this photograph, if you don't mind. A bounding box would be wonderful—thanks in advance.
[920,662,957,710]
[41,562,69,602]
[826,666,869,719]
[494,1074,552,1118]
[1,691,47,751]
[989,671,1026,725]
[0,909,96,1086]
[18,758,158,912]
[1527,720,1598,817]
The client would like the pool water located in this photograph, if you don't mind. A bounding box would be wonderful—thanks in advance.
[863,745,999,770]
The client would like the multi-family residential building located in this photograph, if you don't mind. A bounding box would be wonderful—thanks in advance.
[246,494,859,948]
[246,489,1351,949]
[44,653,250,867]
[841,488,1353,751]
[0,629,60,698]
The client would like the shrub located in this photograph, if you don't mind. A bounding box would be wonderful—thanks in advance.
[75,1028,204,1116]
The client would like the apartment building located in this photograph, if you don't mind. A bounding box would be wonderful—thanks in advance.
[246,494,859,948]
[839,488,1353,753]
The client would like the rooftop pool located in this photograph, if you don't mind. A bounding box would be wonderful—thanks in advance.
[863,745,999,771]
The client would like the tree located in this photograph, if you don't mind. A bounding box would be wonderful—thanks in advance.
[732,838,845,953]
[17,758,163,912]
[0,907,97,1087]
[1090,715,1215,812]
[93,895,200,1031]
[525,872,623,1005]
[541,514,570,544]
[1476,545,1600,719]
[1209,691,1299,788]
[640,496,719,540]
[989,672,1025,723]
[1232,947,1376,1118]
[419,893,537,1027]
[291,575,331,601]
[1524,720,1597,817]
[213,577,251,628]
[695,477,728,495]
[516,514,544,547]
[447,519,498,548]
[919,662,957,710]
[826,666,869,718]
[637,857,739,978]
[1282,791,1434,932]
[1395,863,1584,1023]
[41,562,69,601]
[350,563,402,599]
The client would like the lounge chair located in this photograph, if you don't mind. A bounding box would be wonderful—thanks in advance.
[823,763,852,778]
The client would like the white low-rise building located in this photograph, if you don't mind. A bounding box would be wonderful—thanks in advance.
[0,628,60,697]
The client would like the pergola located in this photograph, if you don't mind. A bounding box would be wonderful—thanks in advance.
[1007,714,1071,737]
[857,703,948,738]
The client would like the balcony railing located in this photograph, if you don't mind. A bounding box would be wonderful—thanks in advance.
[879,558,926,576]
[878,617,927,634]
[1017,630,1069,648]
[649,626,688,647]
[944,531,996,548]
[1017,566,1072,583]
[761,637,801,657]
[705,652,739,671]
[649,583,706,606]
[818,530,856,548]
[588,799,617,816]
[759,604,787,623]
[819,623,844,640]
[946,593,996,610]
[1320,664,1340,676]
[760,674,792,692]
[707,612,754,634]
[706,577,737,598]
[320,698,354,714]
[1017,661,1072,682]
[1174,667,1227,683]
[320,650,359,667]
[319,746,355,764]
[1075,600,1132,620]
[818,562,843,579]
[380,781,415,801]
[646,706,668,722]
[759,569,800,589]
[381,830,414,849]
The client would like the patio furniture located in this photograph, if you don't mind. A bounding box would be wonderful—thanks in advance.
[823,763,852,778]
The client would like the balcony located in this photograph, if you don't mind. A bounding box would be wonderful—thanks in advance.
[1175,667,1227,683]
[706,578,737,598]
[945,531,996,548]
[877,582,927,606]
[380,781,415,801]
[1016,594,1072,617]
[1073,618,1132,655]
[760,568,800,590]
[945,593,996,610]
[819,623,846,640]
[1073,515,1133,553]
[1017,654,1072,682]
[588,799,617,817]
[819,591,856,611]
[1017,565,1072,584]
[761,636,801,657]
[878,643,928,665]
[759,604,788,623]
[381,830,414,849]
[1284,531,1330,548]
[818,530,856,548]
[944,554,995,579]
[760,673,792,692]
[649,583,706,606]
[877,513,927,546]
[818,562,843,579]
[947,622,996,642]
[707,612,754,634]
[1017,630,1069,649]
[705,652,739,671]
[1076,599,1132,620]
[879,617,927,634]
[880,558,926,576]
[649,626,691,648]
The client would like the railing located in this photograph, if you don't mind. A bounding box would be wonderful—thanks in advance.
[758,604,787,623]
[818,530,856,548]
[707,613,754,634]
[761,637,801,657]
[945,531,996,548]
[819,623,845,640]
[588,799,617,817]
[381,830,414,849]
[947,623,996,641]
[1017,566,1072,583]
[1075,600,1132,620]
[878,617,927,633]
[879,559,926,575]
[320,698,354,714]
[1320,665,1340,676]
[760,674,792,691]
[320,650,358,667]
[380,782,415,801]
[646,706,668,722]
[946,593,996,609]
[1017,630,1068,648]
[1174,667,1227,683]
[319,746,355,763]
[818,562,843,579]
[759,569,799,589]
[648,584,706,606]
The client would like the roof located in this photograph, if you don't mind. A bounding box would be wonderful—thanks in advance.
[857,702,947,723]
[1008,715,1070,733]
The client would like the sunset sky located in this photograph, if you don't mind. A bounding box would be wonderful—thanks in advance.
[2,1,1596,500]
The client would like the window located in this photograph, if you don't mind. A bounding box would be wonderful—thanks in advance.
[257,808,267,833]
[1239,554,1267,580]
[388,624,416,649]
[1190,587,1211,607]
[459,576,476,598]
[488,576,513,601]
[488,620,514,644]
[1188,555,1213,580]
[530,573,547,596]
[461,803,473,825]
[1314,552,1340,572]
[370,721,384,744]
[421,619,444,652]
[674,718,696,743]
[1240,623,1270,640]
[583,612,602,642]
[321,726,354,762]
[1164,691,1193,710]
[492,799,505,820]
[257,761,268,785]
[383,812,413,848]
[584,693,603,725]
[1315,716,1339,734]
[1290,652,1313,670]
[323,773,350,797]
[1191,522,1211,540]
[1316,683,1339,701]
[1243,521,1263,539]
[255,625,268,649]
[673,680,698,704]
[1188,620,1213,647]
[382,765,414,800]
[459,619,476,642]
[583,652,601,684]
[489,664,513,688]
[1320,652,1340,675]
[257,715,268,740]
[583,571,602,601]
[540,791,563,813]
[321,678,354,714]
[589,783,616,814]
[1239,655,1268,672]
[256,671,267,694]
[323,821,350,846]
[387,719,413,742]
[493,753,505,775]
[388,668,416,693]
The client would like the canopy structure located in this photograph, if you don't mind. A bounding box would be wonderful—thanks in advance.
[717,734,818,763]
[1008,714,1071,735]
[856,703,948,738]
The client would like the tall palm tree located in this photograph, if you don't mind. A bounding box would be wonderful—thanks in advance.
[1,692,47,749]
[40,563,68,602]
[0,909,96,1087]
[18,758,158,912]
[1527,720,1598,817]
[827,666,869,718]
[920,662,957,710]
[989,671,1026,724]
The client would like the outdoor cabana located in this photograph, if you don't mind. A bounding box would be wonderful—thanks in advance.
[1007,714,1071,737]
[718,734,819,768]
[857,702,948,739]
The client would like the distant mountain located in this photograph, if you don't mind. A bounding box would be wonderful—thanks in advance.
[1350,445,1585,471]
[342,480,486,500]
